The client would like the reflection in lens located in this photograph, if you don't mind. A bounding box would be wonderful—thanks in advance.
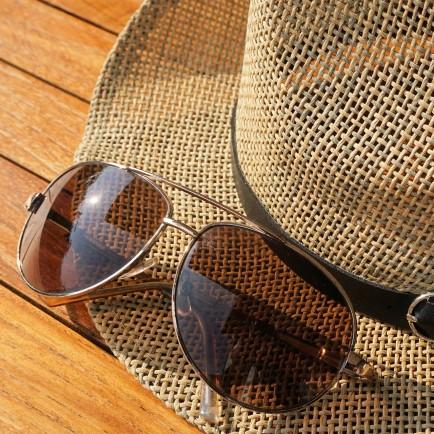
[20,163,168,293]
[175,225,354,412]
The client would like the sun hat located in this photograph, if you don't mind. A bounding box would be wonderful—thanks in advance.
[75,0,434,432]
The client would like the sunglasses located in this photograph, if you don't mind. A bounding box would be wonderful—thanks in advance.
[17,161,374,422]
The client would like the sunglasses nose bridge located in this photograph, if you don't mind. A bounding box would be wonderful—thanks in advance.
[163,217,198,237]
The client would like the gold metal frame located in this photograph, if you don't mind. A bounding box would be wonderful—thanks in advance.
[172,222,362,414]
[16,161,373,422]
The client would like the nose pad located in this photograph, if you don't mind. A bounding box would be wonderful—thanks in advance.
[199,382,220,424]
[119,257,157,280]
[175,286,192,316]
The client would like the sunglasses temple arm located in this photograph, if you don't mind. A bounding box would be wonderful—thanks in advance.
[196,355,374,422]
[275,329,376,381]
[40,281,173,307]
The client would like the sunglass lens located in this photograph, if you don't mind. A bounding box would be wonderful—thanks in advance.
[19,163,168,294]
[174,225,354,411]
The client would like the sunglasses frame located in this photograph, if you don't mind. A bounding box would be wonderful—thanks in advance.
[17,162,173,300]
[17,160,359,415]
[172,222,357,413]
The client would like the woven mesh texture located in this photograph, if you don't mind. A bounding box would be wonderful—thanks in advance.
[236,0,434,294]
[75,0,434,432]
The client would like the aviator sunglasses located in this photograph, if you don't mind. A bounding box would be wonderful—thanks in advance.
[17,161,375,422]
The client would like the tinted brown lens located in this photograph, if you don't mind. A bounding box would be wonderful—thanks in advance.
[19,163,168,293]
[175,225,354,412]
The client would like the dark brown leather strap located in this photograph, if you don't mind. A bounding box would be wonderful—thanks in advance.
[230,106,433,335]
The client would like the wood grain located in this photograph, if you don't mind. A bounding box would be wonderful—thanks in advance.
[44,0,142,34]
[0,0,115,100]
[0,283,198,434]
[0,157,102,342]
[0,1,201,432]
[0,60,86,180]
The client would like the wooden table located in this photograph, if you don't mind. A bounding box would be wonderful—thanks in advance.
[0,1,199,432]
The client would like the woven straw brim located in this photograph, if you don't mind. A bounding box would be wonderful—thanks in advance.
[76,1,434,433]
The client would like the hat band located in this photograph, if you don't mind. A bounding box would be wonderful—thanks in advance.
[230,105,434,337]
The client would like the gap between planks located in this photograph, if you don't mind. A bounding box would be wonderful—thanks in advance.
[0,0,115,100]
[39,0,142,34]
[0,157,106,345]
[0,0,151,357]
[0,283,199,434]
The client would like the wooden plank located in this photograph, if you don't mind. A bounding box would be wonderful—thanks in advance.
[43,0,142,34]
[0,157,102,342]
[0,283,198,434]
[0,60,86,180]
[0,0,115,100]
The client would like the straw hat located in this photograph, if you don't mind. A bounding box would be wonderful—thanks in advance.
[76,1,434,432]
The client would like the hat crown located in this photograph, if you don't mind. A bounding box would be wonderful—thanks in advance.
[235,0,434,293]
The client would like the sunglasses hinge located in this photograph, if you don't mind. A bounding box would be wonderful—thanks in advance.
[25,192,45,213]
